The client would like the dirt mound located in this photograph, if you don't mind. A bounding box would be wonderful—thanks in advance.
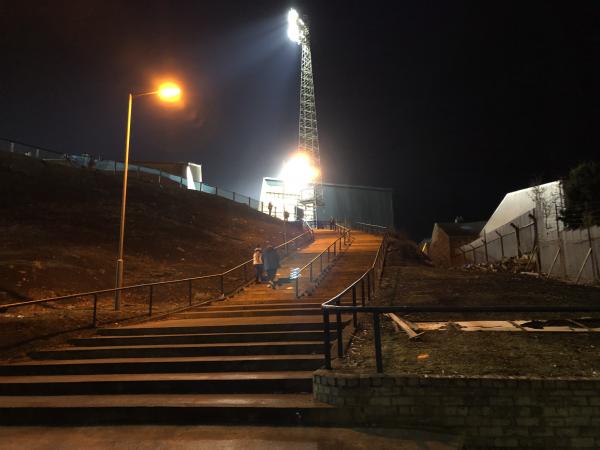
[0,151,299,303]
[385,232,431,266]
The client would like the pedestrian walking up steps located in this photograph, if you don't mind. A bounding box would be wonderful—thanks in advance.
[0,295,353,425]
[0,231,381,425]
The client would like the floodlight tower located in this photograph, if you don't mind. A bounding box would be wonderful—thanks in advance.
[288,8,324,223]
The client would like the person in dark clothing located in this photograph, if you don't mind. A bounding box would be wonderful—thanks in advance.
[268,202,273,216]
[262,245,280,289]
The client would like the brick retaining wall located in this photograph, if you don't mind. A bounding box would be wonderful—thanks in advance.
[313,370,600,449]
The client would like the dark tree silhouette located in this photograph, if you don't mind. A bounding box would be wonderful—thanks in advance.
[561,162,600,229]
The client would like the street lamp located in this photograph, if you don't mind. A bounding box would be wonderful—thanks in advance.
[114,82,182,309]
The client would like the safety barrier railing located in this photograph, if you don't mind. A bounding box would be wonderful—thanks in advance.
[0,230,314,329]
[322,229,600,373]
[323,303,600,373]
[0,137,291,222]
[354,222,388,234]
[321,231,388,369]
[294,225,352,298]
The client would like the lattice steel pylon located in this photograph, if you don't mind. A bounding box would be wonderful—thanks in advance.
[288,9,324,223]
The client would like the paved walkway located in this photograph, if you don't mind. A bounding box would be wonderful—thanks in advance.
[0,425,460,450]
[233,229,343,302]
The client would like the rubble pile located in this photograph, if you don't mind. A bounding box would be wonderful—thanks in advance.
[459,255,536,274]
[386,233,432,266]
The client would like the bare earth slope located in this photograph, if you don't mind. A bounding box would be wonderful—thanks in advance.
[0,152,298,302]
[0,152,300,357]
[343,234,600,378]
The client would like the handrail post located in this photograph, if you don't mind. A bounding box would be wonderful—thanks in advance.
[243,264,247,282]
[361,278,365,307]
[220,274,225,297]
[352,285,357,328]
[327,246,330,263]
[373,312,383,373]
[295,277,299,298]
[92,294,98,327]
[320,253,323,274]
[149,285,154,316]
[310,262,313,282]
[323,309,332,370]
[336,305,343,358]
[188,279,193,306]
[367,271,372,302]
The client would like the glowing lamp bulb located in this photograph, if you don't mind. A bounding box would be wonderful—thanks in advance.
[287,8,301,44]
[157,82,181,102]
[279,151,319,189]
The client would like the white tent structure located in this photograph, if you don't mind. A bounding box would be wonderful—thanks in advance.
[482,181,562,236]
[459,180,599,284]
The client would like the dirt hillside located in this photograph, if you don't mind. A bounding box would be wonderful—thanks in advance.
[342,234,600,378]
[0,151,300,303]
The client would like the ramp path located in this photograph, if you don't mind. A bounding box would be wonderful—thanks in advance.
[0,230,383,425]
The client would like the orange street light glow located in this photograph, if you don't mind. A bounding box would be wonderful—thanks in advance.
[157,82,181,102]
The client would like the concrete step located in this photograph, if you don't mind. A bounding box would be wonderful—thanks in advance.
[174,308,323,319]
[97,318,349,336]
[224,297,329,306]
[0,371,314,395]
[29,341,324,360]
[0,355,324,376]
[0,393,347,426]
[199,303,322,311]
[70,330,331,347]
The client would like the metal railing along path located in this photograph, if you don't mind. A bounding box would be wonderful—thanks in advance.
[354,222,389,235]
[294,225,352,298]
[0,138,289,222]
[321,230,388,370]
[0,230,314,328]
[322,228,600,373]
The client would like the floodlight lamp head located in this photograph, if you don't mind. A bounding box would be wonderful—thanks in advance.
[287,8,306,44]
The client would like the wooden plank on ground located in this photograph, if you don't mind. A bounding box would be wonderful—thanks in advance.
[386,313,425,340]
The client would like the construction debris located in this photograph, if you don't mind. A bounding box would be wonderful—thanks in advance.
[409,319,600,333]
[385,313,425,340]
[458,255,536,274]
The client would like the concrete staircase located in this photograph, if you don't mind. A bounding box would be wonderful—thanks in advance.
[0,231,380,425]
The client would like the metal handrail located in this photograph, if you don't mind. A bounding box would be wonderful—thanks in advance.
[354,222,388,234]
[1,139,292,224]
[320,231,389,370]
[1,230,314,318]
[321,231,600,373]
[294,225,352,298]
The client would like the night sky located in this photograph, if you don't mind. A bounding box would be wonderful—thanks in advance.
[1,1,598,239]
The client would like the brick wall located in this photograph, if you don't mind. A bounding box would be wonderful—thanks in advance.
[313,370,600,449]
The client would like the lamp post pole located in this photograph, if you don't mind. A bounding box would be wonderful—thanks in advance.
[112,83,181,310]
[115,93,133,310]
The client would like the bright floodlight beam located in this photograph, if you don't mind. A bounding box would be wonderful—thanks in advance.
[287,8,305,44]
[279,151,320,189]
[287,7,324,224]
